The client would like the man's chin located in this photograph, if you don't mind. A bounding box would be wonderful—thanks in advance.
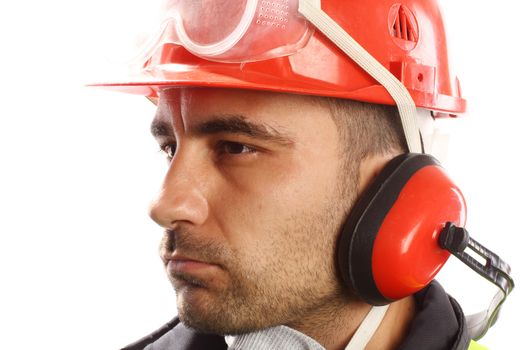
[175,284,229,333]
[177,303,234,335]
[172,275,283,335]
[178,314,266,336]
[176,290,264,335]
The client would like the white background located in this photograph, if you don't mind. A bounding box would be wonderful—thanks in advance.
[0,1,523,349]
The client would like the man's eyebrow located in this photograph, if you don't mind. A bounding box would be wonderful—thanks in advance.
[190,115,293,145]
[150,119,173,138]
[150,115,294,145]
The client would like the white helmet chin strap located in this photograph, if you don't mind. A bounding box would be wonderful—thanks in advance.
[345,305,390,350]
[298,0,422,153]
[417,108,452,162]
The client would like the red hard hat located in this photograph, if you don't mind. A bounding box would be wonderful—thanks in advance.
[92,0,466,115]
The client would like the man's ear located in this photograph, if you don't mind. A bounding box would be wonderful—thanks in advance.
[358,151,403,195]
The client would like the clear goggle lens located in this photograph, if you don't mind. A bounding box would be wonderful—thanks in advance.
[132,0,314,64]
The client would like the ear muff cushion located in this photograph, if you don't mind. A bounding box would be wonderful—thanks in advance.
[337,153,440,305]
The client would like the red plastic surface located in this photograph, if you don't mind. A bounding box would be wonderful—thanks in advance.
[92,0,466,114]
[371,165,467,300]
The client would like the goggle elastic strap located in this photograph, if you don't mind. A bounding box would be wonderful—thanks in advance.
[298,0,422,153]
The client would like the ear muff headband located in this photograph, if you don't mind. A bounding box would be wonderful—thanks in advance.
[337,153,466,305]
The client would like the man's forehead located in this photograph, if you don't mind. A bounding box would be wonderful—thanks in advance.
[157,87,325,110]
[151,88,296,141]
[158,87,279,108]
[151,87,338,143]
[154,87,292,127]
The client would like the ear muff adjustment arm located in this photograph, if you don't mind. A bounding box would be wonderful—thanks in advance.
[439,222,515,339]
[439,222,514,296]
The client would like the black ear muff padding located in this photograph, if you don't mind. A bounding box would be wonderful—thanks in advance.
[337,153,440,305]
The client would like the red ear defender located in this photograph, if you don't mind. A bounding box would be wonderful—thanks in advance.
[337,153,467,305]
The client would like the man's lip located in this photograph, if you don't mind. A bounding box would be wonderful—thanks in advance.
[167,257,222,276]
[165,253,220,267]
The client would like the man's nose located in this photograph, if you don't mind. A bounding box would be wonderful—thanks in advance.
[149,154,209,229]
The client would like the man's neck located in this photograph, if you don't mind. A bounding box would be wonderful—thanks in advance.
[286,296,416,350]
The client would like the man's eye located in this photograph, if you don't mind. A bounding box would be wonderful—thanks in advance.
[160,143,177,159]
[218,141,256,155]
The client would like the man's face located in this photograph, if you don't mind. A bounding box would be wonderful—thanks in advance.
[150,88,358,334]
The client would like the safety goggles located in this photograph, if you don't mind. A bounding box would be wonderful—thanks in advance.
[131,0,317,64]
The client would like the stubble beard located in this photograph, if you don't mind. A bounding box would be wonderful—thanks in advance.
[168,169,360,335]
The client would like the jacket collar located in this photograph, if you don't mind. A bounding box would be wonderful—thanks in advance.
[398,281,470,350]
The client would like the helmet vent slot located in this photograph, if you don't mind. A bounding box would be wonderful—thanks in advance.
[391,5,418,43]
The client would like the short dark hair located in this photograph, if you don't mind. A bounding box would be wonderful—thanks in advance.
[317,97,409,203]
[325,98,408,159]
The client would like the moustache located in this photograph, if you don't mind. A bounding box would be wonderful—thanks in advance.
[160,228,229,268]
